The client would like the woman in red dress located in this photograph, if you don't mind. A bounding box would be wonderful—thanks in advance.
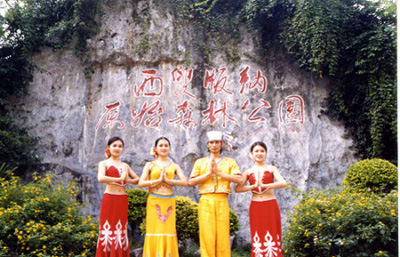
[96,136,139,257]
[235,141,286,257]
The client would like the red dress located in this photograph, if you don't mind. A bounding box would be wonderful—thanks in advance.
[248,169,283,257]
[96,165,129,257]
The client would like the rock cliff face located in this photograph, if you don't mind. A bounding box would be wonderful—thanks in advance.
[11,0,356,244]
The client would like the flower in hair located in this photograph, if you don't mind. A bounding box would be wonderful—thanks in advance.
[150,147,157,158]
[105,148,111,158]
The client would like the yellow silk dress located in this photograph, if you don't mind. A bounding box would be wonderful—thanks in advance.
[143,162,179,257]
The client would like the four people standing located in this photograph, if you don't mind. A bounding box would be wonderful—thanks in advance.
[96,133,286,256]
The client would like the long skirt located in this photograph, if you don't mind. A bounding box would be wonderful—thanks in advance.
[198,193,230,257]
[96,193,129,257]
[250,199,283,257]
[142,193,179,257]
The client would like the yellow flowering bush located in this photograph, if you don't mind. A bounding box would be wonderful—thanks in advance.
[0,173,98,256]
[342,159,397,194]
[284,187,398,257]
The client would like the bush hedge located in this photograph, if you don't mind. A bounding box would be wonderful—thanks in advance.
[127,188,148,235]
[284,187,397,257]
[342,158,397,194]
[284,158,399,257]
[0,173,98,256]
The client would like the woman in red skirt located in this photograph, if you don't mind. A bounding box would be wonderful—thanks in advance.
[96,136,139,257]
[235,141,287,257]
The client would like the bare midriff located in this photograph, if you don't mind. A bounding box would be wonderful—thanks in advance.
[252,189,276,201]
[151,183,174,196]
[105,184,126,194]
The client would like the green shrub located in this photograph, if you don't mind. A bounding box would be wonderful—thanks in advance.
[175,196,200,243]
[229,208,240,236]
[0,115,40,171]
[342,159,397,194]
[284,187,398,257]
[0,173,98,256]
[127,188,148,234]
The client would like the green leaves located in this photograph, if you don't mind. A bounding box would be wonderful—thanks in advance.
[281,0,349,76]
[0,173,98,256]
[243,0,396,162]
[284,186,398,257]
[343,158,397,194]
[285,159,398,256]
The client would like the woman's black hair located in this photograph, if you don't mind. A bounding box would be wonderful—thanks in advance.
[250,141,267,152]
[107,136,124,146]
[154,137,171,147]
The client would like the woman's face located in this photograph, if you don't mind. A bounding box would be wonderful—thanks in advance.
[251,145,267,162]
[155,139,170,156]
[108,140,124,157]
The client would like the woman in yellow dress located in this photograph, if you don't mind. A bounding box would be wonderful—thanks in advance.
[139,137,188,257]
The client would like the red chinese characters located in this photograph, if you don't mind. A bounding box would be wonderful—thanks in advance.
[171,67,195,99]
[238,66,267,94]
[95,66,304,132]
[201,100,238,128]
[278,95,305,124]
[168,101,197,128]
[204,68,233,95]
[131,100,163,128]
[96,102,125,131]
[241,99,271,123]
[134,69,164,97]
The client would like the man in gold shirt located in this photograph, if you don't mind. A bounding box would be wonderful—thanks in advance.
[189,131,242,257]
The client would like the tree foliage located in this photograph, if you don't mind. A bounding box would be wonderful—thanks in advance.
[244,0,396,163]
[0,0,102,169]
